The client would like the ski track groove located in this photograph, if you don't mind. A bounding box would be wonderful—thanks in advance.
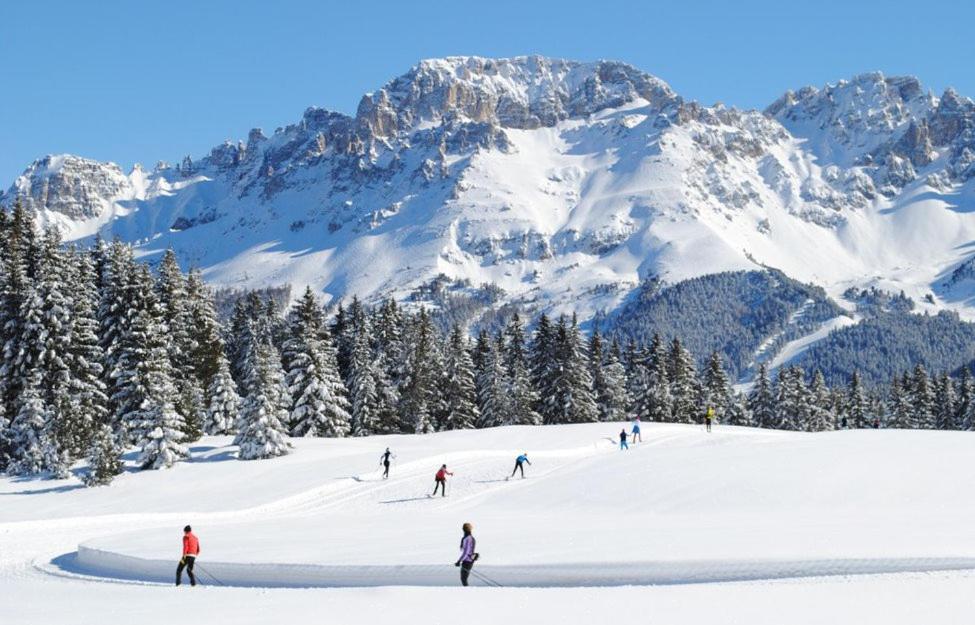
[9,432,975,589]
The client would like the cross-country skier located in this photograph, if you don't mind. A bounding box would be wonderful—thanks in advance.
[619,428,629,450]
[631,417,642,443]
[705,406,715,433]
[508,453,531,479]
[455,522,479,586]
[380,448,395,479]
[432,464,453,497]
[176,525,199,587]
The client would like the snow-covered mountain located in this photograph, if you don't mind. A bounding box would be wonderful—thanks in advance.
[4,56,975,323]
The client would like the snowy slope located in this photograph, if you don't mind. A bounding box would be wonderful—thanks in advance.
[3,423,975,623]
[4,58,975,326]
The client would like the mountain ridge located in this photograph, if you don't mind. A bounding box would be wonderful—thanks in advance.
[4,57,975,339]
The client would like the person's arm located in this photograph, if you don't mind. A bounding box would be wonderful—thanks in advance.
[457,535,474,564]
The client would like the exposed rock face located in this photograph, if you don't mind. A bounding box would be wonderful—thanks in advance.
[3,155,133,220]
[357,56,679,136]
[770,72,975,193]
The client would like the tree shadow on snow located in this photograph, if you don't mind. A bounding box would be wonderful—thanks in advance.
[0,481,87,495]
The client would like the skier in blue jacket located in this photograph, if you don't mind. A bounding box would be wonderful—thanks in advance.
[509,453,531,479]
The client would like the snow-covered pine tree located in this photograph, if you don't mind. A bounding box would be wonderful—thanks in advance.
[0,202,36,438]
[888,375,913,429]
[624,340,650,420]
[806,370,835,432]
[235,340,291,460]
[747,363,776,429]
[6,372,58,476]
[82,423,123,487]
[372,298,405,392]
[10,229,74,476]
[476,335,508,428]
[397,309,439,434]
[644,334,673,423]
[347,319,382,436]
[773,367,809,430]
[371,348,401,434]
[909,364,935,429]
[502,314,541,426]
[226,297,255,389]
[546,315,598,424]
[845,370,868,429]
[283,288,350,437]
[529,314,557,423]
[934,372,957,430]
[63,248,109,459]
[957,366,975,430]
[667,338,699,424]
[597,337,630,422]
[185,269,227,393]
[112,264,189,470]
[334,296,366,382]
[205,358,240,435]
[97,239,135,419]
[156,250,206,441]
[725,392,753,426]
[442,324,479,430]
[702,351,732,422]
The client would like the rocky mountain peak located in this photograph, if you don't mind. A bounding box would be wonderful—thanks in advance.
[355,55,679,138]
[1,154,133,221]
[766,72,936,168]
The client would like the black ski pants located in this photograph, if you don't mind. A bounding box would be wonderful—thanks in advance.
[460,560,474,586]
[176,556,196,586]
[433,478,446,496]
[383,461,390,478]
[511,462,525,478]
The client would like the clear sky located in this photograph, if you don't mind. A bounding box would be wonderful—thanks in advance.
[1,0,972,184]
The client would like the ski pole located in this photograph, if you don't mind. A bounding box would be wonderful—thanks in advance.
[194,562,227,587]
[470,569,504,587]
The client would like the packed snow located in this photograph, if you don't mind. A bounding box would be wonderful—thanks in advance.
[3,422,975,623]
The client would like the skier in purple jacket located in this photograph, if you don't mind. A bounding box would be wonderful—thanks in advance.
[455,522,479,586]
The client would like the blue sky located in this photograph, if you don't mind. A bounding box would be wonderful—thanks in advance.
[1,0,972,184]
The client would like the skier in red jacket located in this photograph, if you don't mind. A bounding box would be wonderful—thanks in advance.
[432,464,453,497]
[176,525,200,586]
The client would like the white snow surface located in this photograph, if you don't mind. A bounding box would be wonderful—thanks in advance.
[3,422,975,623]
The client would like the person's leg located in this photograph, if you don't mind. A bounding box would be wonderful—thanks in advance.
[511,462,518,478]
[441,480,447,497]
[518,463,524,478]
[186,556,196,586]
[384,462,390,478]
[461,561,473,586]
[176,559,185,586]
[433,480,441,496]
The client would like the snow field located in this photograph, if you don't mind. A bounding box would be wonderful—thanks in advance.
[5,422,975,623]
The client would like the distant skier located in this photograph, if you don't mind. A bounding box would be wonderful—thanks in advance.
[631,417,642,443]
[619,428,629,450]
[872,417,880,429]
[705,406,715,433]
[175,525,199,587]
[508,453,531,480]
[432,464,453,497]
[455,522,479,586]
[380,447,395,479]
